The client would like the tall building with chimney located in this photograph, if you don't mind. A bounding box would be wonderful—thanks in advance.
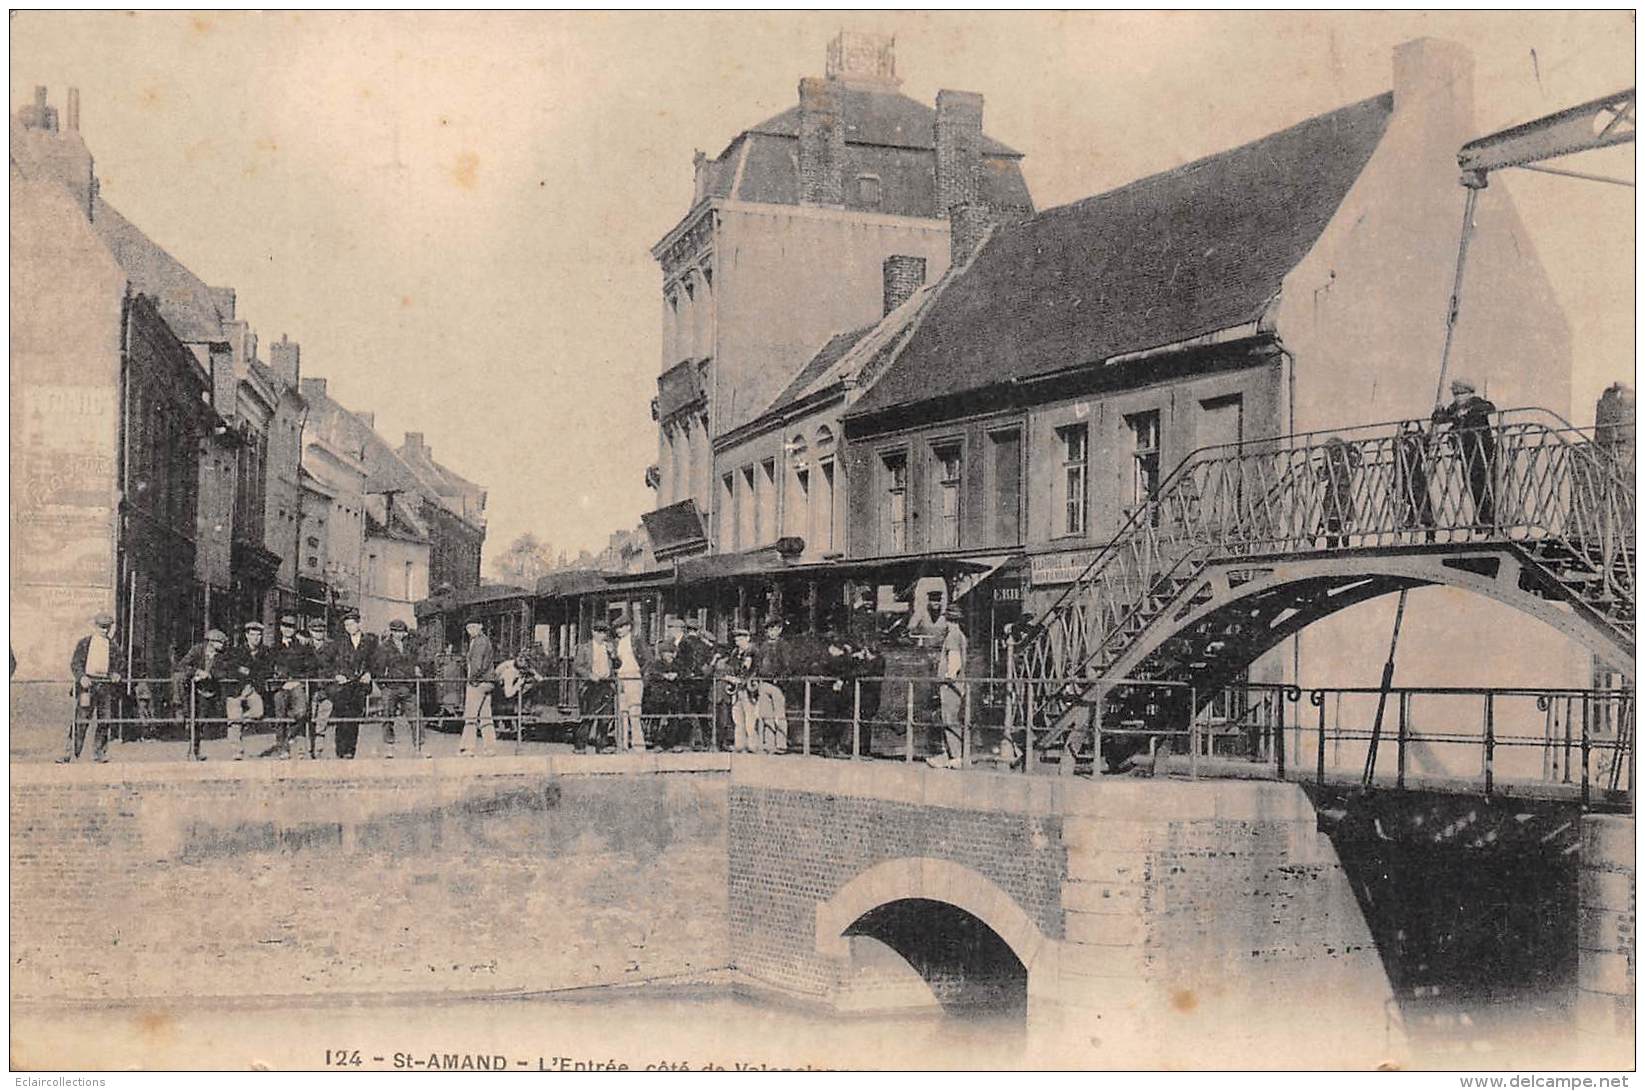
[643,32,1033,561]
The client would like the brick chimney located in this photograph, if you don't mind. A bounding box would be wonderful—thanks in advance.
[270,334,301,388]
[882,255,926,316]
[14,86,97,220]
[798,77,844,207]
[935,89,984,218]
[826,31,898,87]
[299,377,328,404]
[402,432,428,461]
[948,202,994,267]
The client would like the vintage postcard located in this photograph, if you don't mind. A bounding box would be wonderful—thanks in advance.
[8,9,1636,1074]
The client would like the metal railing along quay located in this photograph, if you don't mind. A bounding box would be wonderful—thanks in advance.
[13,674,1634,806]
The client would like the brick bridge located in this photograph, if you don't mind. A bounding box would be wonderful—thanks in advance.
[11,753,1633,1069]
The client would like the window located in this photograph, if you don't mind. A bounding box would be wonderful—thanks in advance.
[739,466,756,550]
[759,459,777,544]
[882,451,908,553]
[932,444,962,550]
[1127,411,1161,507]
[719,473,735,550]
[856,173,882,209]
[1057,424,1088,536]
[816,458,836,554]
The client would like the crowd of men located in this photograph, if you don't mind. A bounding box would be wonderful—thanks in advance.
[60,601,976,766]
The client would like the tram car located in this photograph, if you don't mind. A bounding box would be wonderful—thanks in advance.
[412,547,1028,756]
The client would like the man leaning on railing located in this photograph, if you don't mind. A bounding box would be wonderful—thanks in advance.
[61,612,123,764]
[1432,378,1498,532]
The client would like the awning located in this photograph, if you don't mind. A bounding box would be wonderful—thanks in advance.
[675,549,792,584]
[950,555,1015,600]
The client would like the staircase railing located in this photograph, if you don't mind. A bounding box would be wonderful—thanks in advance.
[1011,408,1636,761]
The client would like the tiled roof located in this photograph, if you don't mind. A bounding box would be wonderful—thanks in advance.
[89,197,227,344]
[849,93,1395,420]
[766,326,875,412]
[750,86,1021,156]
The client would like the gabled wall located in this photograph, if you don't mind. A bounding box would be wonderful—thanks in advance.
[1273,38,1586,698]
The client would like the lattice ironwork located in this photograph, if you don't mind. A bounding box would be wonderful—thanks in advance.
[1011,409,1636,758]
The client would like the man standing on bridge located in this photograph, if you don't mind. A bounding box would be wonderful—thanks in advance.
[1433,378,1498,532]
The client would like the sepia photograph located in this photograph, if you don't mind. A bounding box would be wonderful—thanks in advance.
[6,9,1637,1074]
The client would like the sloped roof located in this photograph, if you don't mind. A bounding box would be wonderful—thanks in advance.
[89,196,227,344]
[849,93,1395,419]
[767,326,876,411]
[750,86,1021,156]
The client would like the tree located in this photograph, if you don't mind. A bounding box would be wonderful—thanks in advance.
[489,532,555,585]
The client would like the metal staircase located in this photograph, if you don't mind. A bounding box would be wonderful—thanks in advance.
[1012,409,1636,770]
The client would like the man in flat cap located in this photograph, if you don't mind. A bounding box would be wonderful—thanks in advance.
[222,620,273,761]
[373,618,422,758]
[304,619,334,757]
[572,619,617,754]
[173,628,232,761]
[262,615,313,759]
[1432,378,1499,532]
[322,609,376,759]
[459,619,497,756]
[62,613,123,763]
[674,616,718,751]
[611,611,650,752]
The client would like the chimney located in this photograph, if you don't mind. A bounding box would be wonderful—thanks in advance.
[1596,383,1636,467]
[403,432,427,460]
[15,86,95,218]
[270,334,301,388]
[949,202,994,267]
[882,255,927,316]
[210,347,237,414]
[299,377,328,404]
[798,77,844,206]
[66,87,79,131]
[356,411,375,431]
[936,89,984,218]
[209,286,236,321]
[692,150,709,203]
[826,31,899,87]
[1391,38,1476,155]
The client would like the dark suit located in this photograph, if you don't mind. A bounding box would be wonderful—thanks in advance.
[320,632,377,758]
[571,638,616,753]
[1434,394,1499,528]
[173,641,233,759]
[373,634,422,751]
[67,632,123,762]
[267,638,315,754]
[674,632,717,749]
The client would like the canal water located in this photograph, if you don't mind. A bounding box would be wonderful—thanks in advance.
[13,976,1588,1072]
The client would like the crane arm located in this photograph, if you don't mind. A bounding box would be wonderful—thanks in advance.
[1459,88,1634,186]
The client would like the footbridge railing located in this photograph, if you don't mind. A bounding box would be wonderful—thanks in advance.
[1012,409,1636,757]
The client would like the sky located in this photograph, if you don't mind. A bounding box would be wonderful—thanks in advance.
[10,11,1635,564]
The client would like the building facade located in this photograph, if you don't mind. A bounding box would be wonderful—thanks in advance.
[645,32,1033,557]
[841,38,1584,694]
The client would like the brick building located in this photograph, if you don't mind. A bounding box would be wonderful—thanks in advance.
[840,39,1583,690]
[10,87,231,678]
[644,32,1033,561]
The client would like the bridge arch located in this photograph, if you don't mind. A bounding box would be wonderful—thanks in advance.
[1107,546,1633,686]
[814,857,1051,1012]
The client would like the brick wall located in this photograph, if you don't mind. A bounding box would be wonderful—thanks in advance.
[11,759,729,1003]
[728,761,1065,1002]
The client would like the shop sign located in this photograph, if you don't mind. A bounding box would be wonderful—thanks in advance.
[1029,549,1102,586]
